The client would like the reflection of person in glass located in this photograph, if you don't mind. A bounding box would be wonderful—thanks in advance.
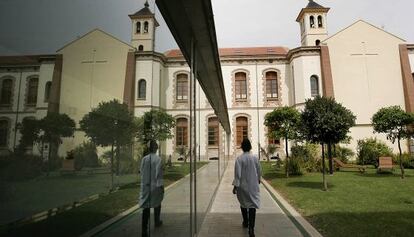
[139,140,164,237]
[232,138,261,237]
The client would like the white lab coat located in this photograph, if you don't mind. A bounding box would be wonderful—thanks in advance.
[139,153,164,208]
[232,152,261,209]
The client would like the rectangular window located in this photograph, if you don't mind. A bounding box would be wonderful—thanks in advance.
[235,80,247,100]
[176,80,188,101]
[266,79,278,99]
[176,126,188,146]
[208,126,219,146]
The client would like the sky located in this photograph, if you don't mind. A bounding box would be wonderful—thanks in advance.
[0,0,413,56]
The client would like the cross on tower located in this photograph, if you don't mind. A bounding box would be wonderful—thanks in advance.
[350,41,379,98]
[81,49,108,108]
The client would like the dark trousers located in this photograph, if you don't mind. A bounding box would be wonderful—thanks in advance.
[142,205,162,236]
[241,207,256,229]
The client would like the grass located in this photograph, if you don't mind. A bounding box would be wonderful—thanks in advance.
[0,172,137,225]
[261,162,414,237]
[1,162,207,237]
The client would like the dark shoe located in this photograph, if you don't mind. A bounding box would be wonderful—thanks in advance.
[249,227,255,237]
[242,221,248,228]
[155,220,163,227]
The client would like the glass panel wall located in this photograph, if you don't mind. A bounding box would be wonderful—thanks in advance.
[0,1,228,237]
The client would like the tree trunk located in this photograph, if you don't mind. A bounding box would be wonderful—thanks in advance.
[398,139,405,179]
[110,144,114,189]
[285,135,289,178]
[116,143,120,176]
[322,143,328,191]
[328,142,333,175]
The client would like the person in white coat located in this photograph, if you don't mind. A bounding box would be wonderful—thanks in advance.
[232,138,261,237]
[139,140,164,237]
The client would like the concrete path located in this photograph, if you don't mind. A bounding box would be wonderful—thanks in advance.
[95,160,304,237]
[198,160,303,237]
[96,161,219,237]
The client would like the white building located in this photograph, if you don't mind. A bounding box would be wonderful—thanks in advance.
[0,0,413,159]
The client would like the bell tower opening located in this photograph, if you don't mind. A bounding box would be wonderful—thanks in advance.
[296,0,330,46]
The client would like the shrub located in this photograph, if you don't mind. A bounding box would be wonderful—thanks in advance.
[357,138,393,167]
[393,153,414,169]
[102,147,138,175]
[73,142,99,170]
[291,143,320,173]
[0,154,43,181]
[332,145,355,163]
[286,156,304,176]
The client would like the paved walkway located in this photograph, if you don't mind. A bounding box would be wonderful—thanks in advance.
[96,162,219,237]
[198,160,303,237]
[95,160,304,237]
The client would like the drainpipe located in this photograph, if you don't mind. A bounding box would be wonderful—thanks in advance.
[255,60,261,160]
[13,70,23,151]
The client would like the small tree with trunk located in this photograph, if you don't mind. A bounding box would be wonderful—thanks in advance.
[80,100,136,188]
[372,106,414,179]
[19,113,76,174]
[301,96,356,190]
[135,109,175,154]
[265,106,301,178]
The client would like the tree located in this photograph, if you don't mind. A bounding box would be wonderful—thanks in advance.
[301,96,355,190]
[17,117,40,153]
[265,106,301,178]
[372,106,414,179]
[80,99,136,187]
[136,109,175,151]
[40,113,76,175]
[18,113,76,174]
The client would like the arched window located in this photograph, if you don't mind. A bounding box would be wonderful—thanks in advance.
[310,75,319,97]
[176,118,188,146]
[138,79,146,99]
[310,16,315,28]
[144,21,149,33]
[0,79,13,106]
[136,21,141,34]
[44,81,52,102]
[266,71,278,99]
[315,40,321,46]
[176,73,188,101]
[235,72,247,101]
[0,119,9,147]
[318,15,323,28]
[138,45,144,51]
[27,77,39,106]
[208,117,219,146]
[236,117,248,146]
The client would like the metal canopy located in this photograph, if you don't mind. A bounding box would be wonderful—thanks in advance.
[156,0,231,134]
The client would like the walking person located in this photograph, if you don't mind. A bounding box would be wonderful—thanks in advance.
[139,140,164,237]
[232,138,261,237]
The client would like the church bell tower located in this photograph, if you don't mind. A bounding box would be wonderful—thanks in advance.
[296,0,330,46]
[129,1,159,51]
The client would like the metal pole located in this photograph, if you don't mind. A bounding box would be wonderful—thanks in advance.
[189,38,195,237]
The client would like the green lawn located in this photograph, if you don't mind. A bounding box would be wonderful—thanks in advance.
[0,172,137,225]
[261,162,414,237]
[1,162,207,237]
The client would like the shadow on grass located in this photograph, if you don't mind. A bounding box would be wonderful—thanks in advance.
[307,211,414,237]
[354,172,414,178]
[286,181,335,190]
[262,172,285,180]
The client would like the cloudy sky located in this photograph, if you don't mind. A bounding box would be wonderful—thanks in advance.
[0,0,413,55]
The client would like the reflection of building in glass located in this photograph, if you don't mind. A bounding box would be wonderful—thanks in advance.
[0,0,413,158]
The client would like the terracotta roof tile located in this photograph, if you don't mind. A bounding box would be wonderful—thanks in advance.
[165,47,289,58]
[0,55,56,66]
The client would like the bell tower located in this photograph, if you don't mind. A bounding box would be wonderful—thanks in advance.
[296,0,330,46]
[129,1,159,51]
